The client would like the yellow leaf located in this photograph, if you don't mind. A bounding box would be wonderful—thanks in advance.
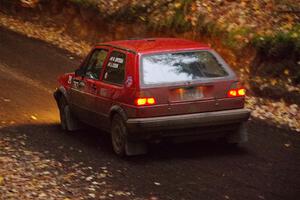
[270,79,277,86]
[174,2,181,8]
[284,143,291,148]
[139,16,145,21]
[207,6,212,12]
[0,176,4,185]
[30,115,37,120]
[284,69,289,75]
[291,33,298,38]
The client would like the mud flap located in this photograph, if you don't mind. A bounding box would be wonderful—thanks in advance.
[226,122,248,143]
[125,140,148,156]
[64,105,82,131]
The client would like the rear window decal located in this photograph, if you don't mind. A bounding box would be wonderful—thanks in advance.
[108,56,124,69]
[107,62,119,69]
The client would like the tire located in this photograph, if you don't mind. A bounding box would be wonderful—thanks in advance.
[111,115,127,157]
[58,97,81,131]
[111,115,147,157]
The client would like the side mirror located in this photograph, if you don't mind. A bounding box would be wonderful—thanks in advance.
[75,68,84,77]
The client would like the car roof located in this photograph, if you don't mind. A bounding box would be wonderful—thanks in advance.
[98,38,210,54]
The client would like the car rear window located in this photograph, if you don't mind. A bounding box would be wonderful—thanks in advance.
[103,51,126,85]
[141,51,229,85]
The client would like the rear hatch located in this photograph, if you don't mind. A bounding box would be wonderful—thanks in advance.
[138,50,244,117]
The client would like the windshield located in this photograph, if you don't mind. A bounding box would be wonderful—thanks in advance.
[141,51,229,85]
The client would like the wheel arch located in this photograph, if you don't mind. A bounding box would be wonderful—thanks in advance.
[53,86,69,105]
[109,105,128,123]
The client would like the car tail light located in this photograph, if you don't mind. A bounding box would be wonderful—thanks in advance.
[227,88,246,97]
[147,97,156,105]
[135,97,156,106]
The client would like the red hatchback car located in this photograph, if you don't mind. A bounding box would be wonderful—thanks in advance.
[54,38,250,156]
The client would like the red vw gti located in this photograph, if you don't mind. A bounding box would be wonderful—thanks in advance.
[54,38,250,156]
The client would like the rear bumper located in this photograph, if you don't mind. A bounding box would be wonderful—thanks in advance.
[126,109,250,138]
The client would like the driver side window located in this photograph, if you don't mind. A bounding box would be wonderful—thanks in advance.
[84,49,108,80]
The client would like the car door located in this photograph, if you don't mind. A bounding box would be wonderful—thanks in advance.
[93,50,127,131]
[69,48,109,123]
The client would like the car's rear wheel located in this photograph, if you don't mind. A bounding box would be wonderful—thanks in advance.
[111,115,127,156]
[111,115,147,157]
[58,97,81,131]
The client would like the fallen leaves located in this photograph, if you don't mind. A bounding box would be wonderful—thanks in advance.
[284,69,289,76]
[246,96,300,132]
[190,0,299,40]
[20,0,40,8]
[284,143,291,148]
[0,12,92,57]
[0,134,134,199]
[0,176,4,185]
[85,176,93,181]
[154,182,161,186]
[258,195,265,200]
[88,193,96,198]
[30,115,38,120]
[224,195,230,199]
[3,98,11,102]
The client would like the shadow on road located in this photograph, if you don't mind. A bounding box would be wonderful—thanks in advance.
[1,121,299,200]
[0,122,249,163]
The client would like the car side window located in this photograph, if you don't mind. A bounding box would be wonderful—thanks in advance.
[103,51,126,85]
[84,49,108,80]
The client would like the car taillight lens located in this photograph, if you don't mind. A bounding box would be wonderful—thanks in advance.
[136,98,147,105]
[147,97,156,105]
[238,88,246,96]
[227,88,246,97]
[135,97,156,106]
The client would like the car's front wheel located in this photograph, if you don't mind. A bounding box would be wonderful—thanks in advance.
[111,115,147,157]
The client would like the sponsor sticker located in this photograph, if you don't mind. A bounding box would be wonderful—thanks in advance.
[125,76,133,87]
